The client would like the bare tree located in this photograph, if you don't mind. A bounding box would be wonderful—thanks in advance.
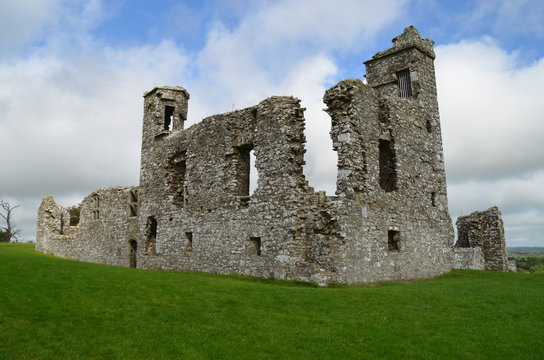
[0,200,22,242]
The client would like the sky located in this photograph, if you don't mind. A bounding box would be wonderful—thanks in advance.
[0,0,543,247]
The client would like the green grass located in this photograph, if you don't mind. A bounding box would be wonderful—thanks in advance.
[1,243,543,359]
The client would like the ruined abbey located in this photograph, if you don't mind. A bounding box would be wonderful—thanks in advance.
[36,27,514,285]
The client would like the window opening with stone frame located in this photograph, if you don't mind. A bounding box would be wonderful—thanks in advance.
[59,214,64,235]
[246,237,261,256]
[166,151,187,207]
[388,230,400,251]
[235,144,254,197]
[397,69,412,98]
[145,216,158,255]
[129,240,137,268]
[128,190,138,217]
[379,139,398,192]
[185,232,193,252]
[164,105,175,131]
[92,194,100,220]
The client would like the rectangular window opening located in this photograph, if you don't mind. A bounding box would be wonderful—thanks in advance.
[145,216,157,255]
[185,232,193,252]
[129,190,138,203]
[129,204,138,217]
[235,144,254,196]
[397,69,412,98]
[167,151,187,207]
[246,237,261,256]
[178,112,186,130]
[92,194,100,208]
[431,192,437,207]
[379,139,397,192]
[164,105,175,131]
[388,230,400,251]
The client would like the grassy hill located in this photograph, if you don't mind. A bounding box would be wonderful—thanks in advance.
[1,243,543,359]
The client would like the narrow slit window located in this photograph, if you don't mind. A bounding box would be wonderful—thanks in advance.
[185,232,193,252]
[129,240,137,268]
[249,149,257,195]
[164,105,175,131]
[388,230,400,251]
[145,216,158,255]
[397,69,412,98]
[92,194,100,208]
[431,192,437,207]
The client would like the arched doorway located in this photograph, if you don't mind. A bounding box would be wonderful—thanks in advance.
[129,240,137,268]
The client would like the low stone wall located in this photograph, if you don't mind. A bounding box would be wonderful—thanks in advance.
[452,247,485,270]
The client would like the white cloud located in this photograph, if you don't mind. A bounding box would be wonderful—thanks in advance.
[494,0,544,38]
[436,39,544,246]
[0,40,189,198]
[1,0,408,240]
[0,0,62,55]
[436,39,544,182]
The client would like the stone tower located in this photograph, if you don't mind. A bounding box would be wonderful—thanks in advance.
[322,26,454,282]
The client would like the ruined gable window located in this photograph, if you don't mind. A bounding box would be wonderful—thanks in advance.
[235,144,254,197]
[69,206,80,226]
[185,232,193,252]
[246,237,261,256]
[397,69,412,98]
[91,194,100,219]
[92,194,100,208]
[164,105,175,131]
[379,139,398,192]
[388,230,400,251]
[145,216,157,255]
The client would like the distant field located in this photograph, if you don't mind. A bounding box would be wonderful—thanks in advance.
[1,243,543,359]
[508,247,544,254]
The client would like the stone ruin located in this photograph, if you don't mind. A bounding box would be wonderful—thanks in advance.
[454,206,516,272]
[35,26,514,285]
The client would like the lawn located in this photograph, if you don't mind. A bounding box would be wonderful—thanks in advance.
[1,243,543,359]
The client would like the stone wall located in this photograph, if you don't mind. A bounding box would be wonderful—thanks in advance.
[455,206,510,271]
[36,187,139,267]
[36,26,512,284]
[452,248,485,270]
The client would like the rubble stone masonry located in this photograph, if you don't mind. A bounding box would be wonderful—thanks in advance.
[36,27,512,285]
